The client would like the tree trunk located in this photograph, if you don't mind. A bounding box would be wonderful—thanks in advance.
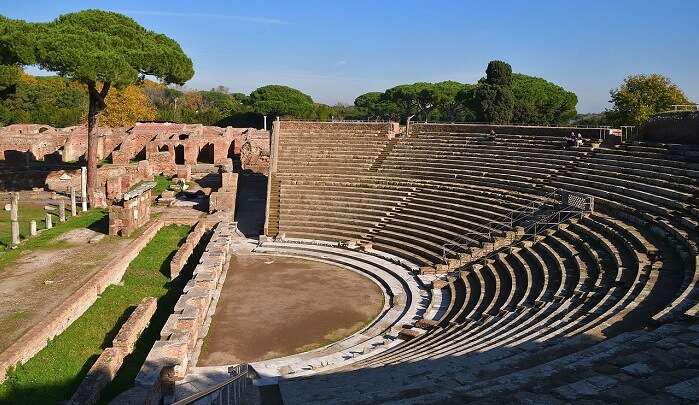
[86,81,110,207]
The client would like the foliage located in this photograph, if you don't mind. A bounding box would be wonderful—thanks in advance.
[354,92,398,120]
[484,60,513,86]
[606,73,692,127]
[511,74,578,124]
[152,175,172,195]
[0,73,86,127]
[0,9,194,203]
[0,224,191,404]
[99,84,157,127]
[0,65,20,91]
[248,84,314,118]
[470,82,515,123]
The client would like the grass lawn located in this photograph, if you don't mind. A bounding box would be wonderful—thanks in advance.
[0,209,108,269]
[0,203,50,248]
[153,175,173,196]
[0,224,193,405]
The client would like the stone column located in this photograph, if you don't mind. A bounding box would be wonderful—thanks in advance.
[58,200,66,222]
[10,193,19,246]
[80,166,88,212]
[70,186,77,217]
[30,220,37,236]
[45,212,53,229]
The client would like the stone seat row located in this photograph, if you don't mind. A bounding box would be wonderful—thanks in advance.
[277,180,547,266]
[349,214,664,369]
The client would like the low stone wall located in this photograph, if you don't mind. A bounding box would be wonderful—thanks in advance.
[644,110,699,145]
[113,219,236,404]
[0,219,165,382]
[412,122,611,139]
[69,297,157,405]
[280,120,399,134]
[169,221,207,279]
[209,172,238,214]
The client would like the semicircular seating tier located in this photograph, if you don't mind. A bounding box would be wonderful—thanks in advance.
[263,121,699,404]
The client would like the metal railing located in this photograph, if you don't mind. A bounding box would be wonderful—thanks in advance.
[458,203,588,273]
[173,364,251,405]
[441,190,593,267]
[441,189,561,262]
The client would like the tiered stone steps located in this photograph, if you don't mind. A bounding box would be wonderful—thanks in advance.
[265,123,699,403]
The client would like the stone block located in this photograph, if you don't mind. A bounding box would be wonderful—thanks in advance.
[112,297,157,353]
[69,347,125,405]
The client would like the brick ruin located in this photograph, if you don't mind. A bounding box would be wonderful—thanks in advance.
[108,182,155,237]
[0,122,271,207]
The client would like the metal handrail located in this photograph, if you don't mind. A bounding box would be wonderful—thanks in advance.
[451,202,590,279]
[442,188,561,261]
[172,364,251,405]
[442,190,593,268]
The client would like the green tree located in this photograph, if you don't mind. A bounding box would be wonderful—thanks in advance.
[355,91,398,120]
[485,60,513,86]
[467,60,515,123]
[511,74,577,124]
[383,84,420,120]
[607,73,692,126]
[248,85,314,118]
[0,72,86,127]
[0,10,194,204]
[430,81,473,122]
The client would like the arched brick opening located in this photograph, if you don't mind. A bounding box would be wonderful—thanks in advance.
[174,144,185,165]
[197,143,215,164]
[227,140,236,159]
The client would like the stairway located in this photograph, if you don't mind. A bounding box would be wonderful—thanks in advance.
[368,137,399,172]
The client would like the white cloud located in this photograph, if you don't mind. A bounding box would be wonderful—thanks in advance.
[120,10,284,24]
[336,60,347,66]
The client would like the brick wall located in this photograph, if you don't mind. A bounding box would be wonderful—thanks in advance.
[0,220,165,382]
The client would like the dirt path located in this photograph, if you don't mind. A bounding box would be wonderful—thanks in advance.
[198,255,384,365]
[0,230,130,353]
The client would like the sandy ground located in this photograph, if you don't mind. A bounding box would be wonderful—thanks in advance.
[198,255,384,365]
[0,232,130,353]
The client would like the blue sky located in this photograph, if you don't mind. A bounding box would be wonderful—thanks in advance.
[2,0,698,113]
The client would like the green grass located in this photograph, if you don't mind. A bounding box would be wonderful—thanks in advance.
[0,224,192,405]
[153,175,173,196]
[0,209,108,269]
[0,203,49,248]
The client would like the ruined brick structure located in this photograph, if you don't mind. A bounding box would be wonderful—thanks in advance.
[0,122,269,169]
[108,182,154,236]
[0,122,270,206]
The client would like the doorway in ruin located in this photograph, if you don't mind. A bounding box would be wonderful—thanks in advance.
[158,145,169,152]
[174,144,185,165]
[227,140,236,159]
[197,143,215,164]
[133,147,146,162]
